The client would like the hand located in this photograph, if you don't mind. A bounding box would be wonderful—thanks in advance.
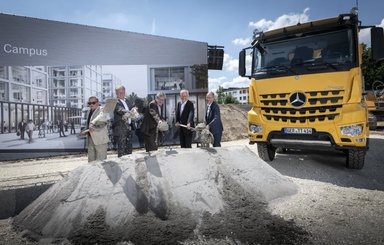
[89,123,95,132]
[187,123,191,129]
[175,122,180,127]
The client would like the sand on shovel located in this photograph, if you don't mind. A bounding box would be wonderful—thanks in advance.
[13,145,309,244]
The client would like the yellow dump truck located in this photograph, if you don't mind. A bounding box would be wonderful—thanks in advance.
[239,12,384,169]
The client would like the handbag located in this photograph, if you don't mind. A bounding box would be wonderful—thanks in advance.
[16,130,20,136]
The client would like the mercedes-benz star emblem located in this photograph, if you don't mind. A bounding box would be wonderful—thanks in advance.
[289,92,306,108]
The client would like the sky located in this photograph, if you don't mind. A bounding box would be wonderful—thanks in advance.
[1,0,384,95]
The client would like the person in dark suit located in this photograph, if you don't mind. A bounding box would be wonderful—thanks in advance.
[58,118,66,137]
[141,92,166,152]
[18,119,27,140]
[205,92,223,147]
[113,85,133,157]
[176,89,195,148]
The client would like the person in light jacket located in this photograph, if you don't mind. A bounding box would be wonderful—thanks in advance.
[81,96,109,162]
[26,119,35,143]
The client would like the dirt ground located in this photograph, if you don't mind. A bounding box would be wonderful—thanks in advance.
[220,104,249,142]
[1,105,384,244]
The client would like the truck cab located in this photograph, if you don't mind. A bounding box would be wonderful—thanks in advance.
[239,12,384,169]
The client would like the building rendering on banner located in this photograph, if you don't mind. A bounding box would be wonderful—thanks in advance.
[147,64,209,123]
[0,13,223,134]
[48,65,103,108]
[102,73,120,101]
[0,66,49,104]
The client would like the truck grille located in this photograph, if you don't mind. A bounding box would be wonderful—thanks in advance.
[259,90,344,124]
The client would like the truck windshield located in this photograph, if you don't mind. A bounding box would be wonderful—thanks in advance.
[252,28,357,78]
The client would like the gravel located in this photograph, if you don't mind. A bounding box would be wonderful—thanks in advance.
[1,132,384,244]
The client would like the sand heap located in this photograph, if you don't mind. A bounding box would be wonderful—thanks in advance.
[14,146,308,244]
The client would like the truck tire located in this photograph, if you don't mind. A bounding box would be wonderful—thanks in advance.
[346,148,366,169]
[257,142,276,161]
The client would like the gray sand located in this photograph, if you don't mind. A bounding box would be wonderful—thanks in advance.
[13,146,306,244]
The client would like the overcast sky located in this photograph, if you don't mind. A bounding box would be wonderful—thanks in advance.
[1,0,384,94]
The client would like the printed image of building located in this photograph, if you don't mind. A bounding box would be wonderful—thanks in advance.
[48,65,103,109]
[147,65,208,123]
[0,66,83,134]
[102,73,120,101]
[223,87,249,104]
[0,66,49,104]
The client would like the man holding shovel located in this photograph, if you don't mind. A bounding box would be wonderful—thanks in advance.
[175,89,195,148]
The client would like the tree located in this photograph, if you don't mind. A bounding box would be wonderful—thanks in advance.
[362,43,384,90]
[224,94,240,104]
[216,86,225,104]
[190,64,208,89]
[126,92,139,108]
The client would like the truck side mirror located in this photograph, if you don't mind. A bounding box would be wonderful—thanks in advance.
[371,27,384,62]
[239,50,246,77]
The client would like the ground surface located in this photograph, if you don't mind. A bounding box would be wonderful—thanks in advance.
[1,105,384,244]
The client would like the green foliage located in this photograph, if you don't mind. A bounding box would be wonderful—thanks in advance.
[362,44,384,90]
[224,94,240,104]
[190,64,208,89]
[216,86,240,104]
[126,92,139,108]
[216,86,225,104]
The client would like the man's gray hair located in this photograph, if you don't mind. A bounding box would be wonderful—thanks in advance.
[180,89,189,96]
[115,85,125,91]
[207,91,215,97]
[156,91,166,99]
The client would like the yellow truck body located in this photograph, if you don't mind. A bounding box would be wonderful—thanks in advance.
[239,13,384,169]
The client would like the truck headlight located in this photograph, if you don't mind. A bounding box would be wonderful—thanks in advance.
[249,124,262,133]
[340,124,363,137]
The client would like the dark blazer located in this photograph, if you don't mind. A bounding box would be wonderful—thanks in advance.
[113,99,132,130]
[141,100,162,136]
[176,100,195,128]
[205,101,223,135]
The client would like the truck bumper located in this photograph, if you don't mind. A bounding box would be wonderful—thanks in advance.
[248,103,369,150]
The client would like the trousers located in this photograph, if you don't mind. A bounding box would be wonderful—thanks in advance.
[88,135,107,162]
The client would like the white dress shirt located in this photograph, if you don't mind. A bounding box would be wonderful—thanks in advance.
[120,99,131,124]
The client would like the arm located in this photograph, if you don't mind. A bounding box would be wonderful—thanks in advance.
[149,102,161,123]
[114,101,127,116]
[187,102,194,126]
[211,103,221,124]
[91,108,108,126]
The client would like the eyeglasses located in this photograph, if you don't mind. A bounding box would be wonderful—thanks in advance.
[88,101,97,105]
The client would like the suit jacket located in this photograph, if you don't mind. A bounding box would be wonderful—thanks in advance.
[176,100,194,133]
[113,98,132,131]
[141,100,163,136]
[87,106,109,145]
[205,101,223,135]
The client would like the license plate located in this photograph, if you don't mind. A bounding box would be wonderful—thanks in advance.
[283,128,313,134]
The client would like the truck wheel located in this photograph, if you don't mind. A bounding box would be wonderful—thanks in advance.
[346,148,366,169]
[257,142,276,161]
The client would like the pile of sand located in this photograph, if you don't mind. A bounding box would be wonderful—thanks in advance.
[220,104,249,142]
[14,146,308,244]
